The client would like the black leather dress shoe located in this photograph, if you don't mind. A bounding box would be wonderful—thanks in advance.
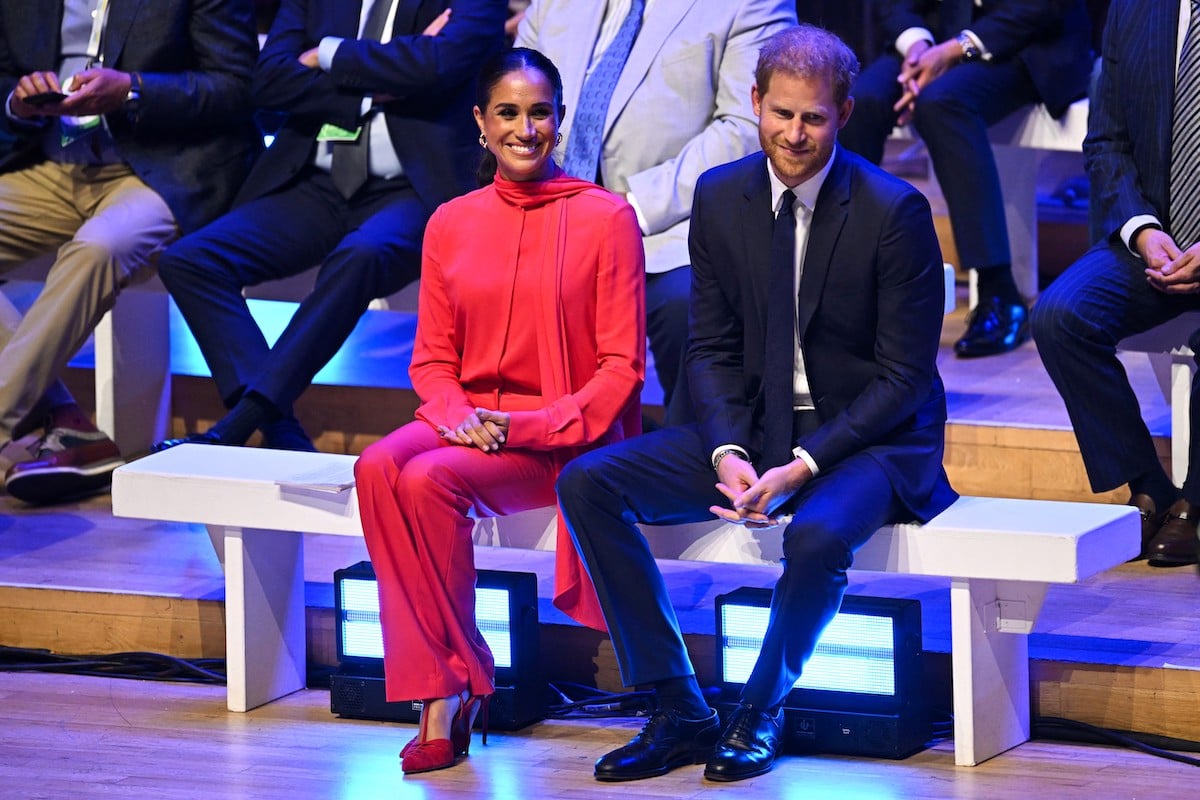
[1147,499,1200,567]
[594,708,720,782]
[703,704,784,782]
[152,431,222,453]
[954,296,1030,358]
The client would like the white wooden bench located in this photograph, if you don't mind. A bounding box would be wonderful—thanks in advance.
[110,443,1139,768]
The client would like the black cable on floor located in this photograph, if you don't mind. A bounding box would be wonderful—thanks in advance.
[0,645,225,684]
[1033,716,1200,767]
[545,682,654,719]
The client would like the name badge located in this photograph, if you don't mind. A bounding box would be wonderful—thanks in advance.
[60,114,102,147]
[317,123,361,142]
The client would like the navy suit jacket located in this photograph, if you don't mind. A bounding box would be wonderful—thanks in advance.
[1086,0,1177,243]
[875,0,1093,118]
[240,0,506,214]
[0,0,259,234]
[686,148,957,522]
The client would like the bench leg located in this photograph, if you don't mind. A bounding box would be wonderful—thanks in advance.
[95,290,171,455]
[950,578,1048,766]
[1171,357,1194,485]
[212,524,306,712]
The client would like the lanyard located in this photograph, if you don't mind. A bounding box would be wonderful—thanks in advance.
[85,0,113,67]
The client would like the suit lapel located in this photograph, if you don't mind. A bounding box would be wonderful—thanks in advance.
[741,156,774,325]
[101,0,144,67]
[605,0,699,134]
[797,149,850,339]
[391,0,424,38]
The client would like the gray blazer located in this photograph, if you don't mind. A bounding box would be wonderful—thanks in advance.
[516,0,796,274]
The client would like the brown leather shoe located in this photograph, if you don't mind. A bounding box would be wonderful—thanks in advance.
[1147,498,1200,567]
[1128,493,1166,561]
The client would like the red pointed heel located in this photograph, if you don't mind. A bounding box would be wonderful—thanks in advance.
[450,694,490,756]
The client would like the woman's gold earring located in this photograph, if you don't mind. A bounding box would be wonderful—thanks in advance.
[479,133,487,148]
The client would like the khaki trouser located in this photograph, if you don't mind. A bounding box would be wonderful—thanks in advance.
[0,160,178,440]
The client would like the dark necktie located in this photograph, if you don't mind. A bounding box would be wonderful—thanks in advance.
[561,0,646,182]
[762,190,797,470]
[1171,0,1200,248]
[331,0,392,199]
[940,0,974,40]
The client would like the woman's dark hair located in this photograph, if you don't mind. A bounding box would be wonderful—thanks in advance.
[475,47,565,185]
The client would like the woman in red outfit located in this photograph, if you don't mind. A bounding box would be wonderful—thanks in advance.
[354,47,646,775]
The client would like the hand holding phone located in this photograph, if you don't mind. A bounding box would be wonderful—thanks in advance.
[22,90,68,108]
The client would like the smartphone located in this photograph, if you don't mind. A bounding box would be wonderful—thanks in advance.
[23,91,68,107]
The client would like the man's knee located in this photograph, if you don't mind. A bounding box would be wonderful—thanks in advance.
[782,522,853,573]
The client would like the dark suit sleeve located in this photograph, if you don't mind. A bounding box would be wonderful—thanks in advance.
[686,169,756,453]
[125,0,258,135]
[800,186,945,470]
[968,0,1076,60]
[255,0,504,133]
[326,0,506,96]
[876,0,1074,60]
[1083,0,1159,240]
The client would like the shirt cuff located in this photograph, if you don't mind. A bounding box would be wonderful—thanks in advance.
[5,90,45,126]
[1122,215,1162,255]
[711,445,750,470]
[895,27,934,57]
[318,37,343,71]
[624,191,650,236]
[791,446,819,477]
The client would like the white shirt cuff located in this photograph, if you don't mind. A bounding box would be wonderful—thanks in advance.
[624,191,650,236]
[318,37,343,71]
[792,446,819,477]
[895,27,934,57]
[1122,215,1162,255]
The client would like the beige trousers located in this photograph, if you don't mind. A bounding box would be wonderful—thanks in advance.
[0,160,178,440]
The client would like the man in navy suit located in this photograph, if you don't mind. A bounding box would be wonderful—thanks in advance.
[151,0,505,455]
[840,0,1093,358]
[557,24,957,783]
[1033,0,1200,568]
[0,0,259,502]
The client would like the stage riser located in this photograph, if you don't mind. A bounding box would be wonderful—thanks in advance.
[3,587,1194,743]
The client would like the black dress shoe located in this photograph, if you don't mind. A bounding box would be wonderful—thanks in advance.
[954,296,1030,358]
[152,431,222,453]
[703,704,784,783]
[1147,499,1200,567]
[594,708,720,782]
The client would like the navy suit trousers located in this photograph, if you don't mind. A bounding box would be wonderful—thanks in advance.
[158,168,425,412]
[557,423,902,708]
[839,54,1039,272]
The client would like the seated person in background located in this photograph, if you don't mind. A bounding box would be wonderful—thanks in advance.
[0,0,259,504]
[355,48,645,775]
[556,24,956,784]
[516,0,796,425]
[1033,0,1200,569]
[153,0,505,453]
[838,0,1092,358]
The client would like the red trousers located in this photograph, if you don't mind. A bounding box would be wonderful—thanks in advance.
[355,421,559,701]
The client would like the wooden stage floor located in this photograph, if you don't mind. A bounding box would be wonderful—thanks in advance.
[1,671,1198,800]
